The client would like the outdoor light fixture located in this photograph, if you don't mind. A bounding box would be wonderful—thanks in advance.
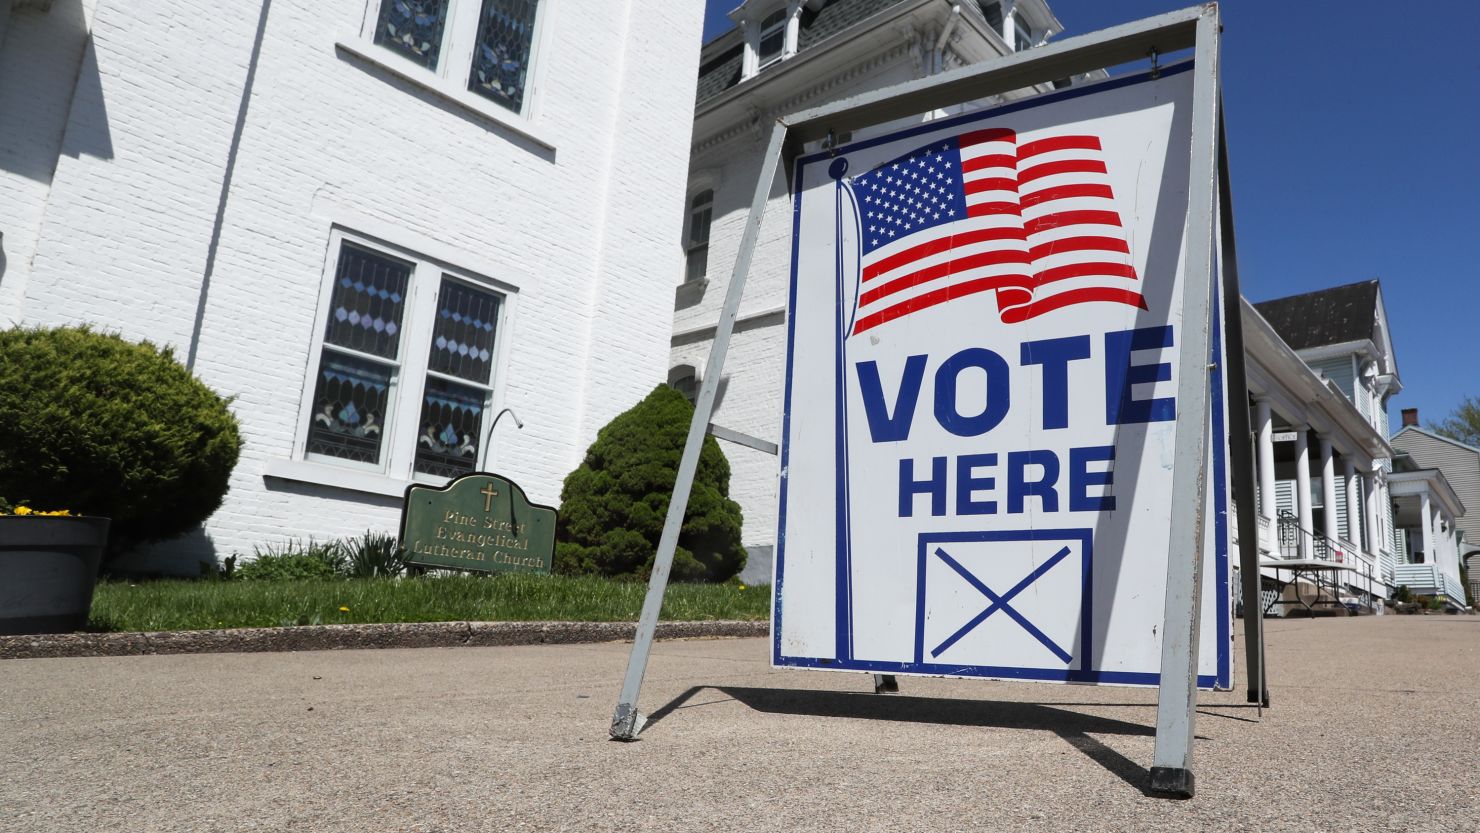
[482,407,524,466]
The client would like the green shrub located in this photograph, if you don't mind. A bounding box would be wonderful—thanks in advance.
[0,326,241,558]
[555,385,745,582]
[340,531,406,578]
[235,540,345,581]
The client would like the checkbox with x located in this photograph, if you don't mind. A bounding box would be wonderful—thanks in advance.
[913,529,1093,672]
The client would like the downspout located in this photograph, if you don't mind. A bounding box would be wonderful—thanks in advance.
[931,2,961,75]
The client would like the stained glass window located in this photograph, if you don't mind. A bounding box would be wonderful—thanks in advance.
[306,352,395,464]
[467,0,540,113]
[304,235,508,479]
[414,377,487,478]
[374,0,451,70]
[427,278,501,383]
[324,243,411,361]
[415,278,501,477]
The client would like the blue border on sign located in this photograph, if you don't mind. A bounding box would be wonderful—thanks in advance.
[1209,242,1231,689]
[772,59,1229,690]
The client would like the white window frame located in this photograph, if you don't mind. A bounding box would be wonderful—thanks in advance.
[291,226,516,486]
[756,7,788,69]
[339,0,556,148]
[684,188,713,285]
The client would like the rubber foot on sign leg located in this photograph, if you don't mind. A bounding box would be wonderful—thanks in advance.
[1148,767,1195,798]
[1246,688,1260,704]
[609,706,646,742]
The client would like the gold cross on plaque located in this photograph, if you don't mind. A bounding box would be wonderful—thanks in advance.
[480,483,499,512]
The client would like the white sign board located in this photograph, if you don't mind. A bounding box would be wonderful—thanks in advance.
[773,63,1232,689]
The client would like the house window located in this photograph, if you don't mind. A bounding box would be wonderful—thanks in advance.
[757,9,787,68]
[367,0,544,115]
[374,0,451,70]
[1013,18,1033,52]
[303,232,508,481]
[685,189,713,284]
[467,0,541,112]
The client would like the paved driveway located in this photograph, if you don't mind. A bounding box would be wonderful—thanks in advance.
[4,617,1477,832]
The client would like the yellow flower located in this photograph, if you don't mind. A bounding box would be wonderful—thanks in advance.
[738,584,747,591]
[338,606,350,612]
[7,506,70,516]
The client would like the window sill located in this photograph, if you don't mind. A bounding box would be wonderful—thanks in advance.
[263,458,415,499]
[334,37,556,152]
[675,278,708,310]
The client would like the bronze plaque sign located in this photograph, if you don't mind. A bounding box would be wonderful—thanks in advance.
[399,473,556,574]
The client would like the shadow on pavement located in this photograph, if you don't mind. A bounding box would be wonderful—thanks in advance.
[643,685,1175,796]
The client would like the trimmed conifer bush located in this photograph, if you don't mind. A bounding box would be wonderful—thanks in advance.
[0,326,242,558]
[556,384,745,582]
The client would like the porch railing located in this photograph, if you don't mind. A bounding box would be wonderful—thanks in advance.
[1272,509,1381,609]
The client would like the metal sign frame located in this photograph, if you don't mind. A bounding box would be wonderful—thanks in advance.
[610,3,1260,799]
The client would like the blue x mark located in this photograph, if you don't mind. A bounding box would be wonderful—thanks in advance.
[930,545,1075,663]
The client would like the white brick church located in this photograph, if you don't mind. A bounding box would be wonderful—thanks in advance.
[0,0,704,571]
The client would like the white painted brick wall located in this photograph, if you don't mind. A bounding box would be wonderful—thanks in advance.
[0,0,97,326]
[2,0,703,572]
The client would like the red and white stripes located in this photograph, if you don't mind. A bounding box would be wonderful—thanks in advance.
[1002,134,1144,322]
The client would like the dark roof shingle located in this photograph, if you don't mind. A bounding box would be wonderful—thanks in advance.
[1253,279,1380,351]
[695,44,743,103]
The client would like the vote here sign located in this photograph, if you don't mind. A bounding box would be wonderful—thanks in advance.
[773,63,1232,689]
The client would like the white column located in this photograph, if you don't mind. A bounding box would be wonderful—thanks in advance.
[1419,492,1433,565]
[1444,519,1456,587]
[1363,470,1380,557]
[1344,459,1361,548]
[1255,399,1276,524]
[1294,426,1312,557]
[783,1,801,58]
[740,19,758,77]
[1001,0,1016,47]
[1319,436,1338,545]
[1440,511,1456,576]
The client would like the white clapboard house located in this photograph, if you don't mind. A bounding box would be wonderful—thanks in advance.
[672,2,1432,611]
[0,0,704,571]
[1391,412,1477,607]
[1241,281,1458,611]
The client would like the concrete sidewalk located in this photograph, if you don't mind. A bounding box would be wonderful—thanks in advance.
[3,617,1477,832]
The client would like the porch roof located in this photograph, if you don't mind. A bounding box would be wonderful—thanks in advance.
[1240,298,1392,463]
[1389,468,1466,521]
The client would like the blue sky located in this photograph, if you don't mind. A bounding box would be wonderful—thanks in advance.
[700,1,1480,430]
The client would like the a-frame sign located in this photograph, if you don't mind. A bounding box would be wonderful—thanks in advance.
[609,4,1265,798]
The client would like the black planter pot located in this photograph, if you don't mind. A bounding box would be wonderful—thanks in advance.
[0,515,111,635]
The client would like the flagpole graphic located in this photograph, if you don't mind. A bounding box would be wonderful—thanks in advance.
[829,155,858,662]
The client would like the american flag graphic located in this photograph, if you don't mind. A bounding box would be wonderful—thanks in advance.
[845,127,1145,335]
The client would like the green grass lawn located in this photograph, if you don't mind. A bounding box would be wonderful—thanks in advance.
[88,574,770,632]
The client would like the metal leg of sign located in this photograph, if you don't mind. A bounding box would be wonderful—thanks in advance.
[873,674,899,694]
[609,122,791,742]
[1149,5,1221,800]
[1215,106,1270,712]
